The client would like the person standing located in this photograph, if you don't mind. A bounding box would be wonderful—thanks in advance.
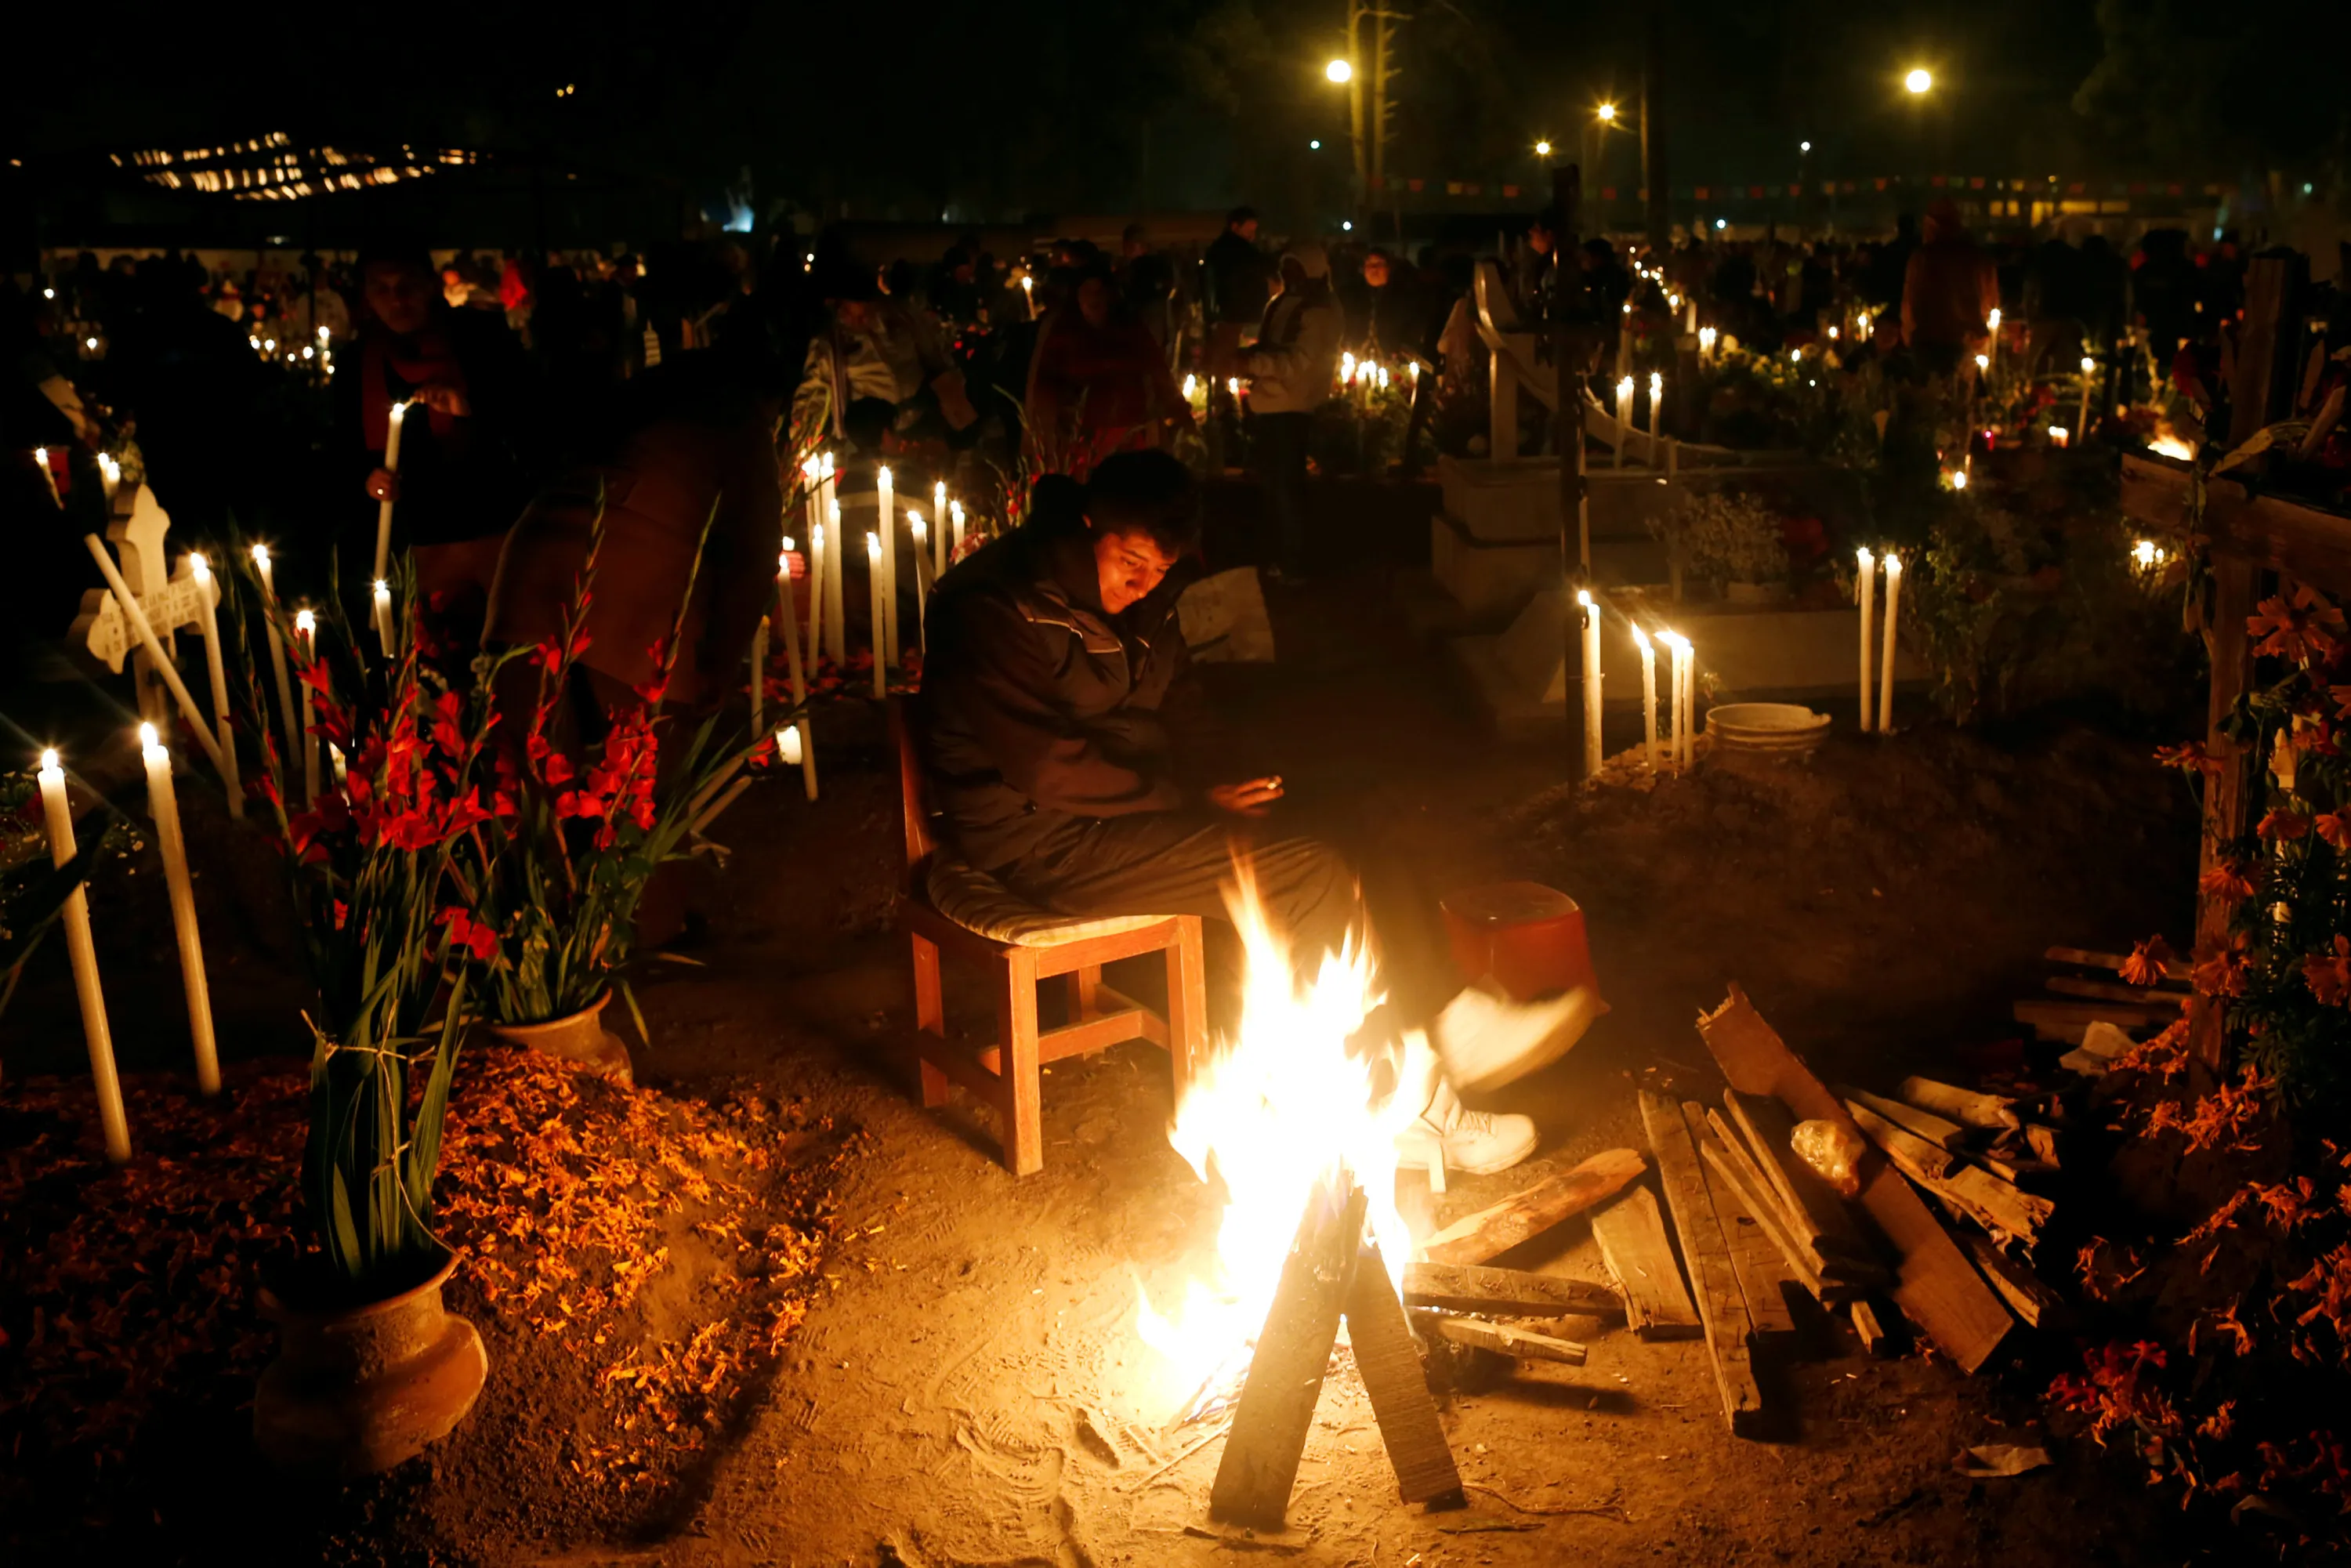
[1240,245,1342,582]
[1025,263,1193,469]
[1900,199,1996,376]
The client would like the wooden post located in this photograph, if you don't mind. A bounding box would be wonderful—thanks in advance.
[1590,1187,1703,1339]
[2227,255,2306,447]
[1208,1186,1367,1530]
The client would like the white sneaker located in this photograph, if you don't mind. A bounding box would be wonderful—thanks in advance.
[1429,980,1599,1095]
[1393,1077,1539,1176]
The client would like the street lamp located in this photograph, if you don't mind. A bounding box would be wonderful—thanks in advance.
[1326,57,1353,84]
[1596,102,1617,123]
[1904,67,1933,94]
[1534,139,1552,158]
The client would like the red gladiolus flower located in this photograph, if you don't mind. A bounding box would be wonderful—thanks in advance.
[436,906,499,961]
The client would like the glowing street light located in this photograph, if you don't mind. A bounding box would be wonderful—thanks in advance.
[1596,102,1617,124]
[1325,57,1353,84]
[1534,139,1552,157]
[1904,67,1933,94]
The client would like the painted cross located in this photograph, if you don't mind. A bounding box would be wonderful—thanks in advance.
[69,487,209,673]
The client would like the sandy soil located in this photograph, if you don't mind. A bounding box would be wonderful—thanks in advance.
[2,513,2219,1566]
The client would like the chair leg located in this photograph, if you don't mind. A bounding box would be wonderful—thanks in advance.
[911,934,948,1110]
[1165,917,1208,1099]
[998,950,1043,1175]
[1063,965,1101,1023]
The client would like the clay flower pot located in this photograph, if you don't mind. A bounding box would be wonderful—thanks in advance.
[254,1253,487,1479]
[484,991,634,1086]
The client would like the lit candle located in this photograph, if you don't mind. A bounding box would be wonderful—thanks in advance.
[807,521,828,671]
[933,480,948,574]
[2078,354,2096,440]
[1578,590,1603,777]
[81,533,225,777]
[186,553,243,817]
[908,512,931,649]
[38,749,129,1161]
[97,453,121,505]
[750,614,769,733]
[373,400,408,585]
[1615,376,1635,467]
[821,458,846,664]
[950,500,965,563]
[371,577,394,657]
[1856,547,1876,733]
[140,723,219,1095]
[866,534,887,698]
[776,545,816,801]
[875,465,897,668]
[252,545,300,780]
[1020,273,1034,319]
[1984,307,2001,371]
[31,446,60,508]
[1878,555,1903,734]
[295,609,319,802]
[778,725,803,766]
[1675,634,1695,771]
[1648,371,1663,447]
[1632,624,1659,776]
[1698,325,1716,362]
[2049,425,2070,450]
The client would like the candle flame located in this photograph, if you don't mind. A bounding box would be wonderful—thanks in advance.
[2081,356,2096,374]
[1884,553,1904,576]
[1576,588,1594,608]
[867,532,881,559]
[252,543,270,565]
[1857,545,1875,567]
[372,578,389,594]
[1632,624,1652,651]
[910,511,926,538]
[820,452,835,479]
[1988,308,2001,330]
[878,465,891,485]
[139,722,159,749]
[1649,371,1662,395]
[389,400,408,422]
[41,748,60,771]
[1974,354,1989,371]
[189,552,211,581]
[778,725,803,766]
[1617,376,1633,398]
[295,608,316,633]
[780,538,795,559]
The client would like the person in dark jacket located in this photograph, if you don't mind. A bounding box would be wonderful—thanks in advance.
[918,451,1589,1175]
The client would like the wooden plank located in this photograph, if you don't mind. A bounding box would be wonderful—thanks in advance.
[1588,1187,1703,1342]
[1420,1148,1647,1266]
[1699,1137,1828,1299]
[2048,975,2179,1006]
[1209,1187,1364,1529]
[1684,1104,1797,1339]
[1430,1318,1589,1365]
[2121,454,2351,587]
[1850,1300,1893,1358]
[1840,1086,1968,1152]
[1893,1076,2020,1132]
[1343,1242,1465,1508]
[2015,997,2175,1032]
[1845,1101,2053,1245]
[1955,1231,2073,1331]
[1636,1091,1766,1436]
[1400,1261,1624,1320]
[1695,986,2012,1374]
[1722,1089,1874,1264]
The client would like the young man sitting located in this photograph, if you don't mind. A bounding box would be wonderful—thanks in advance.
[917,451,1595,1175]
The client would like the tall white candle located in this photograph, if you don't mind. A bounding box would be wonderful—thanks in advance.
[1856,547,1877,733]
[822,458,846,664]
[371,577,395,658]
[39,750,129,1163]
[31,447,60,508]
[186,553,243,817]
[140,723,219,1095]
[876,465,898,668]
[866,534,887,699]
[750,614,769,733]
[933,480,948,574]
[807,522,828,671]
[1878,556,1903,734]
[81,533,225,777]
[2078,354,2096,440]
[777,545,817,801]
[908,512,931,650]
[1615,376,1635,467]
[950,500,966,563]
[373,400,408,584]
[1633,625,1659,776]
[778,725,803,766]
[1662,632,1693,773]
[295,610,319,802]
[1648,371,1663,447]
[1577,589,1603,778]
[1984,308,2001,371]
[252,545,300,782]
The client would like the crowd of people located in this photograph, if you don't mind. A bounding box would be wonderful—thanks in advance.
[0,198,2297,651]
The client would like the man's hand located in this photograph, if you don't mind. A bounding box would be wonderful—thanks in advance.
[365,467,400,502]
[408,383,471,418]
[1208,776,1284,817]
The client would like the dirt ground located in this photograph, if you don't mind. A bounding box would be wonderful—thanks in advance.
[2,513,2223,1566]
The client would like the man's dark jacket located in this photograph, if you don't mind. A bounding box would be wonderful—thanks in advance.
[918,507,1206,872]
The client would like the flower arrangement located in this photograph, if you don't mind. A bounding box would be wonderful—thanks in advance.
[1646,487,1789,590]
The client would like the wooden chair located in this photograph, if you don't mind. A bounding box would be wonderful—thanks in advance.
[890,698,1207,1175]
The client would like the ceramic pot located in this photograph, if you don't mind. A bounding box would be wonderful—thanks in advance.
[254,1253,487,1479]
[485,992,634,1086]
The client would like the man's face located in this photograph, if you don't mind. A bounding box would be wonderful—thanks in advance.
[836,299,875,331]
[1528,225,1555,256]
[1235,219,1259,242]
[1362,254,1390,288]
[1090,523,1179,614]
[364,261,436,335]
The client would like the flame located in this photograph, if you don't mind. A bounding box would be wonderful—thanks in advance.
[1130,859,1425,1418]
[2149,433,2197,461]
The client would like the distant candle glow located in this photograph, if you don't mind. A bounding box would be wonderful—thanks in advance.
[139,722,161,753]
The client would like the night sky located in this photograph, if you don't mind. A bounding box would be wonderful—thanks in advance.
[6,1,2339,231]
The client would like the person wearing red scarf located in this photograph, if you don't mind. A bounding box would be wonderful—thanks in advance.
[341,242,540,614]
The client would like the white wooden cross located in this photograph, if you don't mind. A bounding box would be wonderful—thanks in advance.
[67,485,239,806]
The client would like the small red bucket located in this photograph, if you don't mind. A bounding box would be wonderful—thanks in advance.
[1440,882,1599,1003]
